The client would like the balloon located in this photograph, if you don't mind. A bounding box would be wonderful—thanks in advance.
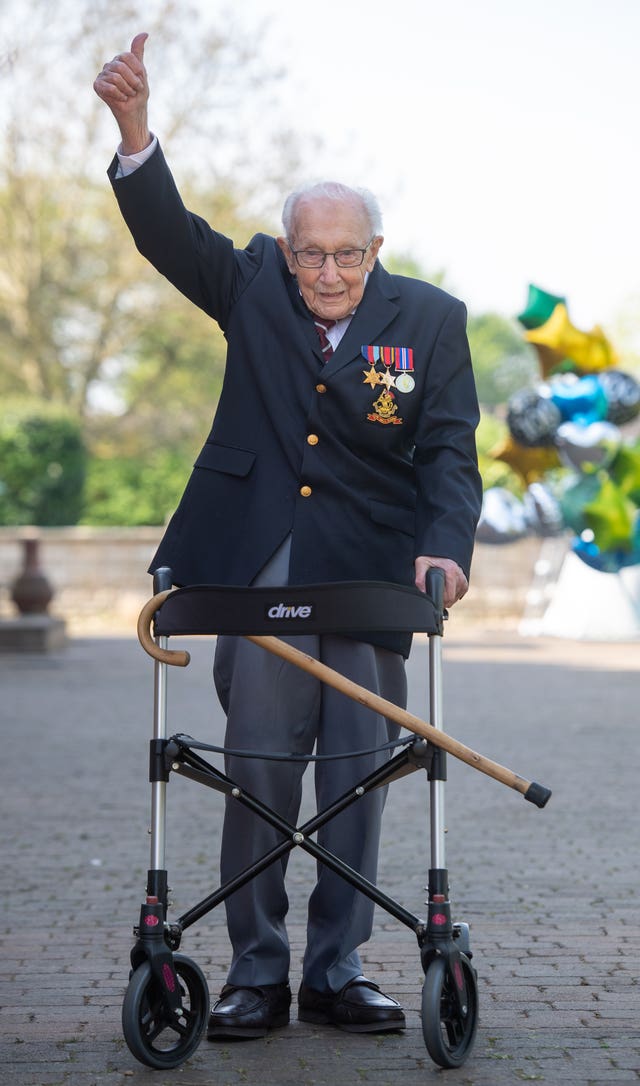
[549,373,608,424]
[522,482,564,536]
[572,526,640,573]
[530,342,575,380]
[597,369,640,425]
[517,284,567,330]
[506,387,562,447]
[490,435,561,485]
[525,304,617,373]
[571,536,632,574]
[555,420,621,474]
[476,487,528,543]
[609,443,640,504]
[583,477,636,551]
[558,474,602,533]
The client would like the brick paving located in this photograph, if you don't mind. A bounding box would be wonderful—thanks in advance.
[1,621,639,1085]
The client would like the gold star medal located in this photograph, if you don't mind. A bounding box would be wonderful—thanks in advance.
[362,366,382,388]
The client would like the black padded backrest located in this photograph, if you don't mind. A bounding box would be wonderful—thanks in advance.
[153,581,442,637]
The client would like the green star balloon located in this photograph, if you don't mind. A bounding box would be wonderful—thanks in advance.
[517,284,567,330]
[583,477,635,551]
[558,473,602,533]
[609,443,640,505]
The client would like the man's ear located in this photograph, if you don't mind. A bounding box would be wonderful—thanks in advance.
[366,235,384,271]
[277,236,296,274]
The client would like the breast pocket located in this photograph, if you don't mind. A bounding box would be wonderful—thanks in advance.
[194,442,256,477]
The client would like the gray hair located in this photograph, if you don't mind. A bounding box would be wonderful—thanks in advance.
[282,181,383,242]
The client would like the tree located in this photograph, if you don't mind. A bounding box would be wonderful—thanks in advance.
[466,312,538,408]
[0,0,299,439]
[0,402,87,525]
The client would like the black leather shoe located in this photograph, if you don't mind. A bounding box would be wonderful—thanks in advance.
[207,982,291,1040]
[298,978,405,1033]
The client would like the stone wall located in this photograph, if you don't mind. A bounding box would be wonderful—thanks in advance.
[0,526,557,634]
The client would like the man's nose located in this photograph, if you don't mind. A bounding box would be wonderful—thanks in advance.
[319,255,341,281]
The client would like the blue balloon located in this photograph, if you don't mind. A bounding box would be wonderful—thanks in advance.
[550,374,608,425]
[572,532,640,573]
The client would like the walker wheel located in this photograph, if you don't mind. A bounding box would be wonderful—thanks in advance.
[122,953,209,1069]
[421,954,478,1068]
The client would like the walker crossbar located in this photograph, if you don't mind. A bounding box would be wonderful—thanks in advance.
[165,735,433,936]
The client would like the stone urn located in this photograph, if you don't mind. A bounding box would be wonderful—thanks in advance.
[10,535,54,615]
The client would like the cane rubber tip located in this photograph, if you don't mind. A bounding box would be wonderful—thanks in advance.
[524,781,552,808]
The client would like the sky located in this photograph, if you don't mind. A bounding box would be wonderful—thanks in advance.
[196,0,640,336]
[6,0,636,338]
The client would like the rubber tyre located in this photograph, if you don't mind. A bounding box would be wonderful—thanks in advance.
[122,953,209,1069]
[421,954,478,1068]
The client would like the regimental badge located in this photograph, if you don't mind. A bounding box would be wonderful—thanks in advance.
[367,389,403,426]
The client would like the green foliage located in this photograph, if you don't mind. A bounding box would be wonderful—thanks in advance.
[475,411,524,495]
[385,252,448,288]
[468,312,538,407]
[81,450,189,526]
[0,403,87,525]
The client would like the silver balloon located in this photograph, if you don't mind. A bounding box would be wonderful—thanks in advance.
[554,420,621,474]
[476,487,528,543]
[522,482,565,536]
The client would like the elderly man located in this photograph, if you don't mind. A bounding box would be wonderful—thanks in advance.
[95,34,482,1041]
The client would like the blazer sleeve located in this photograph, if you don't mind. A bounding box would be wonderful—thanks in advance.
[107,143,258,330]
[412,300,483,577]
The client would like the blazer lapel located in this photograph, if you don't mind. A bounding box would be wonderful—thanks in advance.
[284,271,326,364]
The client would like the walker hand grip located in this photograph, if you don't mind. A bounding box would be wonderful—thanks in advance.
[137,591,191,667]
[426,567,445,614]
[153,566,174,594]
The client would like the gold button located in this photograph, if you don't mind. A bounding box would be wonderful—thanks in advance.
[300,485,312,497]
[316,383,327,393]
[307,434,319,446]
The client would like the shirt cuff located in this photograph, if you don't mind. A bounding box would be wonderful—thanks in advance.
[115,134,158,178]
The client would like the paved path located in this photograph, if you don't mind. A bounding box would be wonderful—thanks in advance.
[1,621,638,1085]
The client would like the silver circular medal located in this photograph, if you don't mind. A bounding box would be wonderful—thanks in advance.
[395,372,415,393]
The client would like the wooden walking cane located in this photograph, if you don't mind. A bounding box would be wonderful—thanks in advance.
[137,593,552,809]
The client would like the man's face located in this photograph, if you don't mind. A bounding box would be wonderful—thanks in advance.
[277,195,383,320]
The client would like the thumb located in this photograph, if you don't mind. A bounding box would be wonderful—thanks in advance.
[130,32,148,61]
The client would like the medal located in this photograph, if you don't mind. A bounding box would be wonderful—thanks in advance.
[362,366,382,388]
[361,345,413,410]
[395,372,415,393]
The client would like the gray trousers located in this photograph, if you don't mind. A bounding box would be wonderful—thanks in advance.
[213,537,407,993]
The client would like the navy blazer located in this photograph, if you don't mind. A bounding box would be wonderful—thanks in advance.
[109,146,482,654]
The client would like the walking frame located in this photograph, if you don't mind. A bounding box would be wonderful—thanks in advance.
[122,566,551,1070]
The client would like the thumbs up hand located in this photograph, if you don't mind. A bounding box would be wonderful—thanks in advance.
[94,33,152,154]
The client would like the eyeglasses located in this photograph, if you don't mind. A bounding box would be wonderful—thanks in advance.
[288,244,371,268]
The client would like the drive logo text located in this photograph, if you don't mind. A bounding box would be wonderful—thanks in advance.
[265,602,315,619]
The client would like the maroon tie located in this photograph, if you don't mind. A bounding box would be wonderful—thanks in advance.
[313,317,337,360]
